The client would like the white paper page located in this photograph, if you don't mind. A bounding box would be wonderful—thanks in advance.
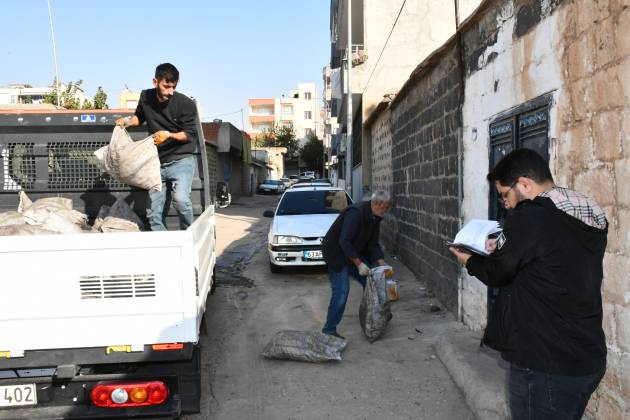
[452,219,502,254]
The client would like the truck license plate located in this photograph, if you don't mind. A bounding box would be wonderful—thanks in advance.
[0,384,37,407]
[304,250,323,260]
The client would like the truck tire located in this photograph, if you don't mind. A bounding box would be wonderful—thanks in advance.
[269,261,282,273]
[210,265,217,295]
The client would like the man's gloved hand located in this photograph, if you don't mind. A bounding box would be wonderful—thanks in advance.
[357,262,370,277]
[115,117,131,128]
[152,130,170,145]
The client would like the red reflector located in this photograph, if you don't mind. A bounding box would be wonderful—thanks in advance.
[91,381,169,408]
[152,343,184,351]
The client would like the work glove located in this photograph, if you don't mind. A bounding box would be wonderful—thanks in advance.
[152,130,170,145]
[357,262,370,277]
[115,117,131,128]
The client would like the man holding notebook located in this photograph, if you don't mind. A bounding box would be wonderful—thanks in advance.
[449,149,608,420]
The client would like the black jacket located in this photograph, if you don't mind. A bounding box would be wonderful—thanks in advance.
[322,201,384,271]
[466,197,608,376]
[135,89,198,163]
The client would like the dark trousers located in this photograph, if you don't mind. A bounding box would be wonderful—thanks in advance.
[322,263,367,334]
[509,363,605,420]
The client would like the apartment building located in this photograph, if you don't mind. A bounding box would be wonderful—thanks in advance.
[0,83,88,108]
[248,82,322,143]
[327,0,481,199]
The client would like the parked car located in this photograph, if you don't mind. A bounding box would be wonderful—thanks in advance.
[288,175,299,184]
[263,186,352,272]
[290,181,332,189]
[258,179,285,194]
[280,177,291,189]
[299,171,315,179]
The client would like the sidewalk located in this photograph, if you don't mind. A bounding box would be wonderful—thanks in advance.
[384,255,511,420]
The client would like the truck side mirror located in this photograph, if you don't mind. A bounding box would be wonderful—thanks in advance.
[263,209,274,218]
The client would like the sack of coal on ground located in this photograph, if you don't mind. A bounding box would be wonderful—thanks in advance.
[262,330,348,362]
[359,266,392,343]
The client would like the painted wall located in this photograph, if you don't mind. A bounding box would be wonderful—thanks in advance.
[460,1,629,417]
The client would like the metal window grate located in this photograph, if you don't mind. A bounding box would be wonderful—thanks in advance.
[79,274,156,299]
[48,142,127,190]
[1,143,36,191]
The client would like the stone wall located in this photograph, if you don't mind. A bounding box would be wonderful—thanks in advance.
[388,46,462,313]
[458,0,628,417]
[554,1,630,417]
[368,107,397,248]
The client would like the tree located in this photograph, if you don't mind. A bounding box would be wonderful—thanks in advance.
[43,79,109,109]
[43,79,84,109]
[93,86,108,109]
[299,134,324,172]
[255,125,299,158]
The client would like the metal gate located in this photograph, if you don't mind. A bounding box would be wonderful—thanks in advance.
[487,94,552,321]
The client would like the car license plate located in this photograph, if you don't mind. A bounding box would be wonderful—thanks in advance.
[304,250,323,260]
[0,384,37,407]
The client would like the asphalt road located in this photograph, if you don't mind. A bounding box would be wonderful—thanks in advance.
[184,193,473,420]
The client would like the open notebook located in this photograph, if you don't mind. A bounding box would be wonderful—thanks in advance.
[446,219,502,256]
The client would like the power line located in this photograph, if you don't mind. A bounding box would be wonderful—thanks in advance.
[361,0,407,95]
[204,108,243,120]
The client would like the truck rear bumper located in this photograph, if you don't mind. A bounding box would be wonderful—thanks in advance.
[0,399,181,419]
[0,346,201,419]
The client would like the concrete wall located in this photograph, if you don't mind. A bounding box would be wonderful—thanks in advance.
[458,0,629,417]
[205,143,219,201]
[388,46,463,313]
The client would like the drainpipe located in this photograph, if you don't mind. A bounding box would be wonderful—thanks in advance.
[455,0,466,323]
[346,0,353,196]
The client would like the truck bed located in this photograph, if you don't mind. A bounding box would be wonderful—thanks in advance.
[0,205,215,355]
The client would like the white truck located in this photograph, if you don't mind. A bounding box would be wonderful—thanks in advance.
[0,110,216,419]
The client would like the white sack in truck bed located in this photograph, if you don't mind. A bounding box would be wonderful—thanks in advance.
[94,127,162,192]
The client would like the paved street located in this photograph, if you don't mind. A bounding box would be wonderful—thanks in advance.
[184,194,473,420]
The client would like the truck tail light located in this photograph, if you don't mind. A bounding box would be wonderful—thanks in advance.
[90,381,168,408]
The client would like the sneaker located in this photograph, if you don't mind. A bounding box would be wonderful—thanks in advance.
[324,331,345,340]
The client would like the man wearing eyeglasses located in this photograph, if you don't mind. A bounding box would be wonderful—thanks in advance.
[449,149,608,420]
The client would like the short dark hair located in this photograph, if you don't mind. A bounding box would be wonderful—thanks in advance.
[487,148,553,186]
[155,63,179,83]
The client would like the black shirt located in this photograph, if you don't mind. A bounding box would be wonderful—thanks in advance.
[322,201,385,271]
[134,89,198,163]
[466,197,608,376]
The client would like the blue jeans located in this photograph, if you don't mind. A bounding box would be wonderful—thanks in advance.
[509,363,605,420]
[322,263,367,334]
[148,156,194,231]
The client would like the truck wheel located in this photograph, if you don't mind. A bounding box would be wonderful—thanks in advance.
[269,262,282,273]
[210,265,217,295]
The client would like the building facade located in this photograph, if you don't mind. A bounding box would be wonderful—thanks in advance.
[248,82,322,142]
[327,0,482,201]
[0,84,89,107]
[364,0,630,417]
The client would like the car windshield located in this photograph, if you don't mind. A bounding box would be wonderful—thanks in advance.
[263,180,279,185]
[276,190,350,215]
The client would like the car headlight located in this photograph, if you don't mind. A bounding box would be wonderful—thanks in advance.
[273,235,303,245]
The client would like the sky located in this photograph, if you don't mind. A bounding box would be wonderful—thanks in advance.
[0,0,330,129]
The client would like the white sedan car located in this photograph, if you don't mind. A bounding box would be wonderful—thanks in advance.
[263,186,353,272]
[258,179,285,194]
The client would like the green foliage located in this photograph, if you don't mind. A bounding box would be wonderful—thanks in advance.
[93,86,108,109]
[255,125,299,158]
[42,79,108,110]
[43,78,84,109]
[299,134,324,171]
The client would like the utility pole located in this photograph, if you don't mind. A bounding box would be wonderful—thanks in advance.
[47,0,61,108]
[345,0,353,196]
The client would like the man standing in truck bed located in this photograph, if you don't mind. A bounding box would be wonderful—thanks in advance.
[116,63,198,231]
